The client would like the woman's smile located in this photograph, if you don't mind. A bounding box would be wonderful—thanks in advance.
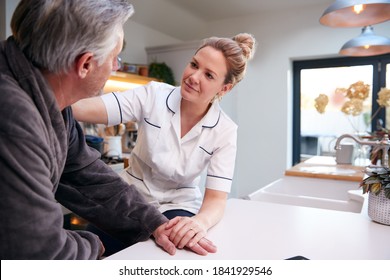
[183,80,199,93]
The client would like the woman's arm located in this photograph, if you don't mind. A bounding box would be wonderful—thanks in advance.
[71,96,108,125]
[168,189,228,249]
[194,189,228,230]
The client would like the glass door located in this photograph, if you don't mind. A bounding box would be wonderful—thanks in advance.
[293,54,390,165]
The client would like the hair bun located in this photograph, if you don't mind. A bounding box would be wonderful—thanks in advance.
[233,33,256,60]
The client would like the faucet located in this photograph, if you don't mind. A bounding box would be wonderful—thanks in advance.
[334,133,390,168]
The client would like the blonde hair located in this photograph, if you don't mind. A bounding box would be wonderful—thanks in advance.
[197,33,256,86]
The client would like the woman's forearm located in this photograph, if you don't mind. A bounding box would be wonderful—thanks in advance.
[194,189,228,231]
[166,189,227,250]
[72,96,108,125]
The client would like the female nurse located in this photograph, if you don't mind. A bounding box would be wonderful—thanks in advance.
[73,33,256,250]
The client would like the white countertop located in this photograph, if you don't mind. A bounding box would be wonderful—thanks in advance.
[106,198,390,260]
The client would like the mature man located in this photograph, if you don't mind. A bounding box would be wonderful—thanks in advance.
[0,0,215,259]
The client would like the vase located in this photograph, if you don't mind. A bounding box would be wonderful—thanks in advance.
[368,191,390,225]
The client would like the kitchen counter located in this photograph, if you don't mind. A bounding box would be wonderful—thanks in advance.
[285,156,366,182]
[106,198,390,260]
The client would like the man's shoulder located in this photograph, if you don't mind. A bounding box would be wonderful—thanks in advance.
[0,77,43,135]
[0,77,36,112]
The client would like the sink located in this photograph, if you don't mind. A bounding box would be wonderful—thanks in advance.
[247,176,365,213]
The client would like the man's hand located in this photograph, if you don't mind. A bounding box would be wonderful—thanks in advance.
[98,239,105,259]
[152,223,177,255]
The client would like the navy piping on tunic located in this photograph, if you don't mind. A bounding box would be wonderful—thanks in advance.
[112,92,123,123]
[144,118,161,128]
[202,111,221,129]
[199,146,213,155]
[166,88,176,114]
[207,174,232,181]
[126,169,143,181]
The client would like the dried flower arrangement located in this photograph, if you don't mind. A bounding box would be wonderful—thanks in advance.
[315,81,370,116]
[314,82,390,133]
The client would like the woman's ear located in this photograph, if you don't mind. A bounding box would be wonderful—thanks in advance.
[219,83,233,98]
[76,52,94,78]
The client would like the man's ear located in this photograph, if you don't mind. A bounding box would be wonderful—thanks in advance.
[76,52,94,79]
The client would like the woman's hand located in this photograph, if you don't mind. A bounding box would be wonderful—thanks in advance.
[152,218,216,256]
[166,216,217,255]
[166,216,211,249]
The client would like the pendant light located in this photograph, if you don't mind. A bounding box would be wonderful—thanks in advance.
[320,0,390,27]
[339,26,390,56]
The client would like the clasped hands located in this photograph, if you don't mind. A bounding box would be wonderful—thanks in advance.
[153,216,217,256]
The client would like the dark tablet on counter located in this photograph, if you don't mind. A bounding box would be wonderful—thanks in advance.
[285,256,309,260]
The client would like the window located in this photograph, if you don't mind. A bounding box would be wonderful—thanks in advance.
[292,54,390,165]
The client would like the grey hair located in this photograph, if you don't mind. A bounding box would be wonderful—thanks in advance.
[11,0,134,74]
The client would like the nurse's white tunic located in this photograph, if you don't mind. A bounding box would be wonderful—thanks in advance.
[101,81,237,214]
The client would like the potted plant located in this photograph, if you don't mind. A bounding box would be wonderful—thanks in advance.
[148,62,176,86]
[360,166,390,225]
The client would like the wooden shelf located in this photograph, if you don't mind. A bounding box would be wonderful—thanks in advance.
[285,156,365,182]
[103,72,158,93]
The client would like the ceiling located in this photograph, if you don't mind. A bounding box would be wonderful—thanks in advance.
[164,0,330,21]
[128,0,332,40]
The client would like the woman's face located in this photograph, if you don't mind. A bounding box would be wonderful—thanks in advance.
[181,46,232,107]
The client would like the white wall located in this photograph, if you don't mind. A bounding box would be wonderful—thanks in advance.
[0,0,4,40]
[0,0,20,40]
[122,19,182,64]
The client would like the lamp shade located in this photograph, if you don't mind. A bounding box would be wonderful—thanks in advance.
[320,0,390,27]
[339,26,390,56]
